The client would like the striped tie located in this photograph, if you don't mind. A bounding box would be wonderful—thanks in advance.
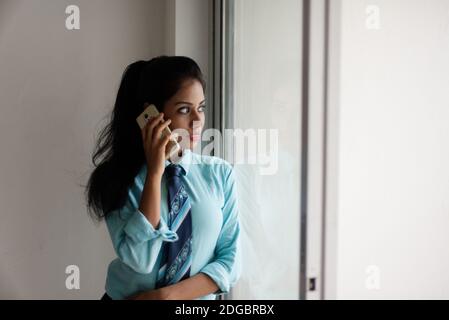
[156,163,193,287]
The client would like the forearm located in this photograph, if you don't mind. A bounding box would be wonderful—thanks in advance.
[161,273,219,300]
[138,173,162,229]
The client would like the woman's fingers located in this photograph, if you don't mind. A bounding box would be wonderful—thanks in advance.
[143,113,164,143]
[140,113,176,163]
[152,119,172,146]
[158,130,173,150]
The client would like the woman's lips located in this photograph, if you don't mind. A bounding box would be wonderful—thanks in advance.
[189,128,202,142]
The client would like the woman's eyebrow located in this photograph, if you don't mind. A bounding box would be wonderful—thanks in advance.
[175,100,206,105]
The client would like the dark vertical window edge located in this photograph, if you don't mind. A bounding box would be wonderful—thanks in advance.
[299,0,311,300]
[320,0,330,300]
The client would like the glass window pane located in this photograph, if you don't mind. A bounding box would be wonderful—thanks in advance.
[229,0,302,299]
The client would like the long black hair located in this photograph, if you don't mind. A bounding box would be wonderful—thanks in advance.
[85,55,206,221]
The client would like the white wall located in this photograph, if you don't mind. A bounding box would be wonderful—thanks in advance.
[166,0,212,130]
[326,0,449,299]
[0,0,167,299]
[171,0,209,73]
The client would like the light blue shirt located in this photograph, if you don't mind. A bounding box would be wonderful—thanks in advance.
[104,149,241,300]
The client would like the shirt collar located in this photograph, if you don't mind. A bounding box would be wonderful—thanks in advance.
[164,148,192,176]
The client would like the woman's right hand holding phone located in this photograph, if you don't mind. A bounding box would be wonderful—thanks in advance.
[138,112,172,229]
[141,112,173,179]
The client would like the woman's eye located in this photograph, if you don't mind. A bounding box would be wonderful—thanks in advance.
[178,105,206,114]
[178,107,189,114]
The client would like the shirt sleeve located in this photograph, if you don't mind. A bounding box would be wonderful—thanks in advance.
[199,164,242,294]
[105,178,178,274]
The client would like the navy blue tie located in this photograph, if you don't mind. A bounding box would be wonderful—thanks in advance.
[156,163,193,287]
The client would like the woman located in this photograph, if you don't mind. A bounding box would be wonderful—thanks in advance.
[85,56,241,300]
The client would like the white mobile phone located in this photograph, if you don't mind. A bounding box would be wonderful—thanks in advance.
[136,103,181,160]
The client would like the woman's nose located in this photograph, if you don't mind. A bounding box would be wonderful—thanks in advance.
[190,109,203,126]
